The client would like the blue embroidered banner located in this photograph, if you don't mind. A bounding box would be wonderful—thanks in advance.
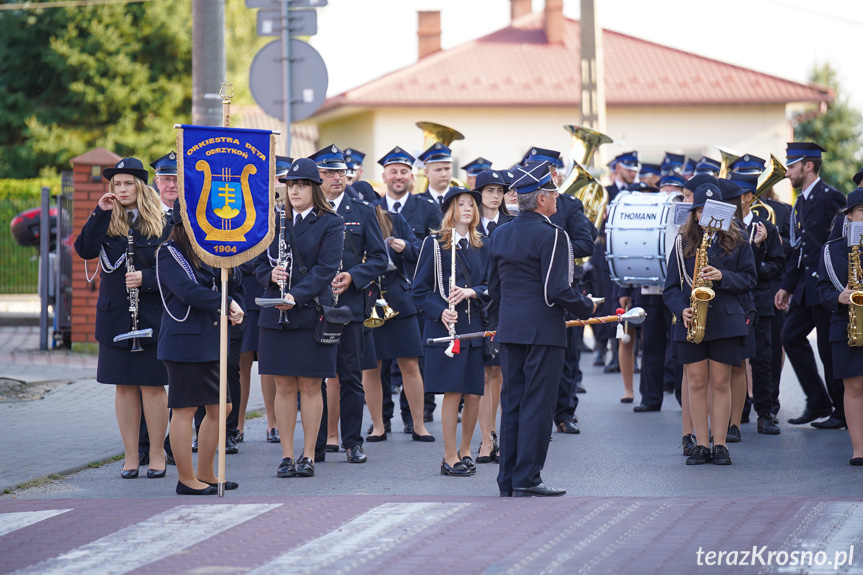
[176,125,276,267]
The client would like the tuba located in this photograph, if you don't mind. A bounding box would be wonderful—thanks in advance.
[717,146,740,179]
[559,125,613,265]
[413,121,466,195]
[686,228,716,344]
[750,154,786,225]
[848,238,863,347]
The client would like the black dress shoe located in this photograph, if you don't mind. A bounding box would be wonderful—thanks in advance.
[757,416,780,435]
[138,451,149,466]
[203,480,239,490]
[276,457,297,478]
[685,445,712,465]
[176,481,217,495]
[191,437,198,452]
[366,422,392,434]
[476,442,496,463]
[403,422,414,434]
[147,468,166,479]
[266,428,281,443]
[225,434,239,455]
[633,404,660,412]
[770,414,779,425]
[412,431,435,442]
[592,351,605,367]
[236,431,244,443]
[513,483,566,497]
[346,446,367,463]
[712,444,732,465]
[440,459,471,476]
[850,457,863,466]
[121,468,139,479]
[500,491,512,497]
[788,407,831,425]
[165,453,175,466]
[574,383,586,394]
[458,452,477,475]
[811,417,847,430]
[295,456,315,477]
[620,397,633,404]
[681,434,696,456]
[556,420,580,434]
[603,362,620,374]
[325,444,340,452]
[726,424,741,443]
[423,411,434,423]
[366,433,387,442]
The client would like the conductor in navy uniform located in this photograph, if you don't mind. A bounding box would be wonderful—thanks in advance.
[310,144,389,464]
[489,162,596,497]
[774,142,847,428]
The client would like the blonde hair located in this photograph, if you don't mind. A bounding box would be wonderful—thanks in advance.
[106,178,166,238]
[433,193,483,250]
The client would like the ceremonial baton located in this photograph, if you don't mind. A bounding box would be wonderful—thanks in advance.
[426,307,647,345]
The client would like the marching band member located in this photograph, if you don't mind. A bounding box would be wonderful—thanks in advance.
[490,162,596,496]
[817,186,863,465]
[413,186,490,476]
[476,169,514,462]
[156,202,244,495]
[775,142,847,430]
[462,157,493,190]
[664,184,756,465]
[74,157,171,480]
[726,172,785,435]
[309,145,388,465]
[363,147,434,442]
[255,158,344,478]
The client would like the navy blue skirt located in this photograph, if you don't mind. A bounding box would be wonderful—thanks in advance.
[240,309,261,353]
[97,342,167,386]
[164,360,221,409]
[372,315,423,360]
[676,336,743,366]
[423,343,484,395]
[258,326,337,378]
[832,341,863,380]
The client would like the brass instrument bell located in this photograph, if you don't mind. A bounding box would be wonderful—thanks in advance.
[716,146,741,180]
[363,305,385,328]
[414,121,466,195]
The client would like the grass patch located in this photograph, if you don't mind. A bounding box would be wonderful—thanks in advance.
[87,454,124,469]
[245,410,262,420]
[4,473,66,495]
[71,342,99,355]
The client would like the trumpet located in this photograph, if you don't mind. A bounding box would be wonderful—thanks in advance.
[112,225,153,350]
[364,287,399,328]
[750,154,785,225]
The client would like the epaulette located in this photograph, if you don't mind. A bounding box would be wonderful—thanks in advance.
[419,196,437,206]
[560,193,576,202]
[349,197,374,210]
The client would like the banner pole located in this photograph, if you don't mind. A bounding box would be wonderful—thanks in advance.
[216,81,233,498]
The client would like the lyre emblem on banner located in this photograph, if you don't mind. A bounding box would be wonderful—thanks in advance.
[195,160,258,241]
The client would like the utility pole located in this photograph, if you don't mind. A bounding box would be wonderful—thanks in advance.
[192,0,226,126]
[580,0,607,165]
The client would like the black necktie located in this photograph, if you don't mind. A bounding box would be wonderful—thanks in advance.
[438,196,444,208]
[127,211,135,225]
[295,213,303,226]
[486,221,496,236]
[458,238,468,250]
[329,200,335,208]
[392,201,401,213]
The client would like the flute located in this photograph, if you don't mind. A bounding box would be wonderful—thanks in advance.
[444,230,460,357]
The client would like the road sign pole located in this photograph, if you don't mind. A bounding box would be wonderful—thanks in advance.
[281,0,292,155]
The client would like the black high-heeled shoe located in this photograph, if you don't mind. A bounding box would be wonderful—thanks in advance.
[458,452,477,475]
[147,468,166,479]
[475,442,494,464]
[440,458,471,477]
[121,467,139,479]
[175,481,217,495]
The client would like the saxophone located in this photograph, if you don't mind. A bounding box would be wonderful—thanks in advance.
[847,241,863,347]
[686,229,716,344]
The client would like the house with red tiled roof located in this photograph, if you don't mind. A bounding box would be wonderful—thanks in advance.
[304,2,830,189]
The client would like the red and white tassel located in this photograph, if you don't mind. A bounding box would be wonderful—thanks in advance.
[445,338,460,357]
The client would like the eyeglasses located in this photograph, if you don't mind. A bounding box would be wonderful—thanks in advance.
[320,169,346,179]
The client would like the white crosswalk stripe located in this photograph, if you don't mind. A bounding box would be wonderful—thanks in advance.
[0,509,71,538]
[13,503,281,575]
[248,502,469,575]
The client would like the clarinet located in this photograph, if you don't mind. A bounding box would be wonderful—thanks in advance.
[126,227,144,352]
[277,207,291,326]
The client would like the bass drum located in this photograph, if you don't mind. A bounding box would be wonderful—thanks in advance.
[605,190,683,288]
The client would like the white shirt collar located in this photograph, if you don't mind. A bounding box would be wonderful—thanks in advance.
[743,212,754,227]
[293,205,314,221]
[615,178,627,190]
[427,189,446,204]
[329,192,345,212]
[801,177,821,201]
[127,208,139,222]
[386,193,408,213]
[161,202,171,213]
[481,213,499,229]
[453,229,468,246]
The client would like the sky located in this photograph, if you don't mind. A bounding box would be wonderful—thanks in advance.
[305,0,863,112]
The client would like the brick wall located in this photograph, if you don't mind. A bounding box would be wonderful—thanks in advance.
[70,149,121,344]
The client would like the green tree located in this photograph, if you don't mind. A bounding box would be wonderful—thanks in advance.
[0,1,192,178]
[793,63,863,193]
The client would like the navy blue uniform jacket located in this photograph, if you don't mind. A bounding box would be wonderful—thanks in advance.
[73,206,170,348]
[746,215,785,317]
[781,180,845,306]
[156,241,242,363]
[412,234,490,349]
[664,234,757,342]
[335,196,388,322]
[377,193,442,242]
[254,209,344,330]
[379,212,421,318]
[488,210,595,348]
[817,238,855,344]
